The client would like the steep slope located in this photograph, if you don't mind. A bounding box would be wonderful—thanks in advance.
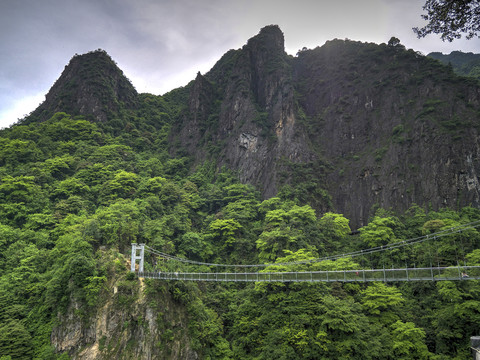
[171,27,480,228]
[429,51,480,81]
[51,259,198,360]
[293,40,480,227]
[4,27,480,360]
[27,50,138,123]
[21,26,480,229]
[173,25,313,199]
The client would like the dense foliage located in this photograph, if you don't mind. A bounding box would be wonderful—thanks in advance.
[2,29,480,359]
[414,0,480,41]
[0,106,479,359]
[428,51,480,81]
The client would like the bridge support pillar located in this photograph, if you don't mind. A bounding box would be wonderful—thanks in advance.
[131,243,145,272]
[472,336,480,360]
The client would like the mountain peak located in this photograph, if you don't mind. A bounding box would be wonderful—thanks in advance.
[27,49,137,123]
[258,24,283,38]
[247,25,285,52]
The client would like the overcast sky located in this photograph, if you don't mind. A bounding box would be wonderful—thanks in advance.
[1,0,480,129]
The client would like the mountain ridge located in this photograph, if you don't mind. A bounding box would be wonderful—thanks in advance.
[23,25,480,228]
[3,25,480,359]
[428,50,480,81]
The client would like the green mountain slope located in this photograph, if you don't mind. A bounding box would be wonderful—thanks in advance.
[0,26,479,359]
[428,50,480,81]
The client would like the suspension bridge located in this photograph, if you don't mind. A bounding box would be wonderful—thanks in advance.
[130,220,480,282]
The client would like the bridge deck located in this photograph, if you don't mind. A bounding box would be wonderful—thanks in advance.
[136,266,480,282]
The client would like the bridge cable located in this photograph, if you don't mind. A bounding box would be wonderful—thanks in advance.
[142,220,480,269]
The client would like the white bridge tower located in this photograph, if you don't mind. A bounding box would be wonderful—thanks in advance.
[131,243,145,272]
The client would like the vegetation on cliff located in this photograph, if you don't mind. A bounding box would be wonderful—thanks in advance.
[1,26,480,359]
[0,109,479,359]
[428,51,480,81]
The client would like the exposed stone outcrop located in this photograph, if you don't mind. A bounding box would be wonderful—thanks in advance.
[52,274,197,360]
[293,40,480,226]
[175,28,480,228]
[175,25,312,198]
[25,26,480,229]
[28,50,137,123]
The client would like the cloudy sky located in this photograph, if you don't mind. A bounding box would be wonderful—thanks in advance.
[1,0,480,129]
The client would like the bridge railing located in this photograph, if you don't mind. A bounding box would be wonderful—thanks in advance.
[136,265,480,282]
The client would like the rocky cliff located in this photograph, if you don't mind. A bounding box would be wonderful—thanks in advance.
[292,38,480,227]
[7,27,480,360]
[172,25,480,227]
[174,26,312,199]
[51,252,198,360]
[28,50,138,123]
[25,26,480,228]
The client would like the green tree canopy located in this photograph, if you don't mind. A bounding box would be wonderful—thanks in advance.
[414,0,480,41]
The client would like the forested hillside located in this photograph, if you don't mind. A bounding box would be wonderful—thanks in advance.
[1,26,480,359]
[428,51,480,81]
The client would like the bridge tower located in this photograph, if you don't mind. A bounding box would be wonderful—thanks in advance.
[472,336,480,360]
[131,243,145,272]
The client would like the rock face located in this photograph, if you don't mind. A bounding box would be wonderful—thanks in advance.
[51,275,198,360]
[173,26,480,228]
[29,50,137,123]
[292,40,480,227]
[26,26,480,228]
[175,25,312,198]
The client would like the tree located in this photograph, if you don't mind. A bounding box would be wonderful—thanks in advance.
[318,212,351,253]
[41,155,76,179]
[256,205,318,263]
[208,218,242,250]
[391,320,431,359]
[0,320,33,360]
[413,0,480,41]
[178,232,213,261]
[53,178,90,200]
[361,282,405,324]
[100,170,139,202]
[0,176,49,226]
[359,216,399,248]
[0,138,41,166]
[94,199,142,249]
[43,113,101,142]
[388,36,405,49]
